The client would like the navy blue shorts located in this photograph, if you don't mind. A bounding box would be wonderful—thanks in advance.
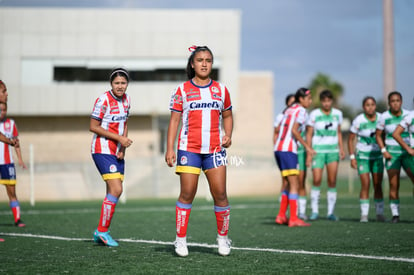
[274,151,299,177]
[176,149,227,174]
[0,164,16,185]
[92,154,125,181]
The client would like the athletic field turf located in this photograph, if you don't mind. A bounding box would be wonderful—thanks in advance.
[1,179,413,274]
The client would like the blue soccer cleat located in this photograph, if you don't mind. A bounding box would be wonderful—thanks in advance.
[309,213,319,221]
[93,229,119,247]
[327,214,339,221]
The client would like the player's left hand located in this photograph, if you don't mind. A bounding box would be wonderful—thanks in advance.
[222,136,232,148]
[117,151,125,160]
[19,160,27,169]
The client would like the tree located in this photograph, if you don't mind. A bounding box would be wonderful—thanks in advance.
[307,72,356,122]
[308,72,344,108]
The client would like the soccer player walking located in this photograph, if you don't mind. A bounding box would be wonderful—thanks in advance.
[376,92,414,223]
[306,90,345,221]
[165,46,233,257]
[90,68,132,246]
[348,97,385,222]
[274,88,314,227]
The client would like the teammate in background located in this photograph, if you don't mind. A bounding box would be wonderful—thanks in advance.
[376,92,414,223]
[274,94,309,220]
[90,68,132,247]
[0,102,27,227]
[274,88,314,227]
[348,97,385,222]
[273,94,295,218]
[306,90,345,221]
[165,46,233,257]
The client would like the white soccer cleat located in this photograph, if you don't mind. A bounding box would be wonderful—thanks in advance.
[360,215,368,223]
[174,236,188,257]
[217,235,231,256]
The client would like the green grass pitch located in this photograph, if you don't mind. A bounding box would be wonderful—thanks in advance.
[0,178,413,274]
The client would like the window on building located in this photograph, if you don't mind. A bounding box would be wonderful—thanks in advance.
[54,67,219,82]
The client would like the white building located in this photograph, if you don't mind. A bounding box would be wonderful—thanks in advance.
[0,8,276,202]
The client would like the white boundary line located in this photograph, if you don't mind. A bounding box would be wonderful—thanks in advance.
[0,203,401,216]
[1,203,414,216]
[1,232,413,264]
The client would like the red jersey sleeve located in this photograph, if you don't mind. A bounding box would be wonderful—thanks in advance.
[223,86,232,111]
[91,95,108,121]
[12,122,18,137]
[169,86,183,113]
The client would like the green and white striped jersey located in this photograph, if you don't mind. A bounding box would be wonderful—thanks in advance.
[376,109,410,154]
[307,108,342,153]
[399,110,414,148]
[350,113,381,159]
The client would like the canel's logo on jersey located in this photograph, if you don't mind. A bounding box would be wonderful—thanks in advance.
[111,115,127,121]
[189,101,220,109]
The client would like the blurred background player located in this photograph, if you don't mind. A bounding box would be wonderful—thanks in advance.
[306,90,345,221]
[0,81,18,147]
[392,96,414,171]
[376,91,413,223]
[0,102,27,227]
[348,97,385,222]
[90,68,132,246]
[273,94,294,220]
[165,46,233,257]
[274,87,314,227]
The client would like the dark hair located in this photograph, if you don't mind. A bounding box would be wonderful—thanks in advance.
[362,96,376,106]
[387,91,402,102]
[285,94,295,106]
[109,68,130,83]
[319,89,333,101]
[294,87,310,103]
[186,46,214,79]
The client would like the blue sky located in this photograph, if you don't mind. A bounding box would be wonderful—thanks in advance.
[1,0,413,113]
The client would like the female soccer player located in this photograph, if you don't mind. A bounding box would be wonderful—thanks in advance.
[165,46,233,257]
[90,68,132,246]
[348,97,385,222]
[376,92,414,223]
[0,81,18,147]
[392,97,414,156]
[273,94,295,219]
[392,100,414,197]
[274,87,314,227]
[0,102,27,227]
[306,90,345,221]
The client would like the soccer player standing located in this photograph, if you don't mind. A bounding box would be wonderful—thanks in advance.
[0,81,26,231]
[376,92,414,223]
[90,68,133,246]
[306,90,345,221]
[348,97,385,222]
[274,88,314,227]
[165,46,233,257]
[0,101,27,227]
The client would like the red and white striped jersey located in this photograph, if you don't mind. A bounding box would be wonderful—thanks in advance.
[274,103,307,153]
[0,118,18,164]
[91,90,130,155]
[169,80,232,154]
